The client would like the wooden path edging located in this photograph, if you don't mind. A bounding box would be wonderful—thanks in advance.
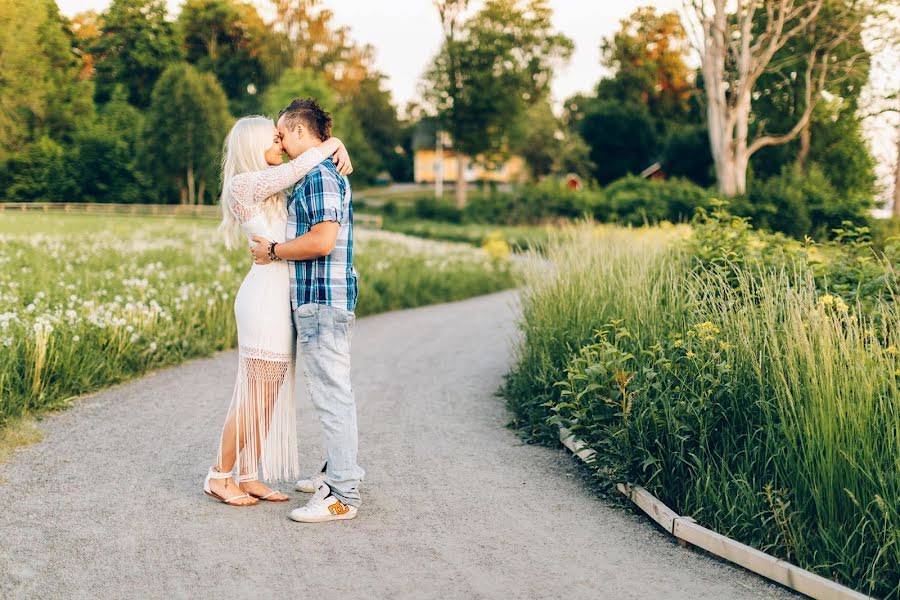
[557,426,874,600]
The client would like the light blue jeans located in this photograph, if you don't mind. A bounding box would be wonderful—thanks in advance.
[292,302,365,507]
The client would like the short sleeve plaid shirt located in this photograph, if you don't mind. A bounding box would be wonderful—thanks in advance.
[286,160,358,312]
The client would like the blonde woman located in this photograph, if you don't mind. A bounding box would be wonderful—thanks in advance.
[203,116,352,506]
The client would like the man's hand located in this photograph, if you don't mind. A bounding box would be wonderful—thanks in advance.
[250,236,272,265]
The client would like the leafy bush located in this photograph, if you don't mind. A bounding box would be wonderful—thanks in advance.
[504,211,900,598]
[733,164,873,240]
[604,175,714,225]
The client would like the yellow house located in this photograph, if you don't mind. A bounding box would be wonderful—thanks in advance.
[414,149,526,184]
[411,119,527,184]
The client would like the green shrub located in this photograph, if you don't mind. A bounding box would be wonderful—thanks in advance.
[734,164,873,240]
[604,175,714,225]
[505,212,900,598]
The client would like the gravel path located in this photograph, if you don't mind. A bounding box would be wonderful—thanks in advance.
[0,291,795,599]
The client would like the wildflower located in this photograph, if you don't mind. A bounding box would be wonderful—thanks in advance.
[818,294,834,307]
[149,342,157,352]
[73,335,80,342]
[686,351,696,358]
[673,339,683,348]
[887,346,897,355]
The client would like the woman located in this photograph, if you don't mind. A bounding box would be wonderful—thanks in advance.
[203,116,352,506]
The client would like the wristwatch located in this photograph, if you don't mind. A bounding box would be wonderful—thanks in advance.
[267,241,283,262]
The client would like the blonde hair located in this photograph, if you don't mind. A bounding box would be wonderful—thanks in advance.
[218,116,286,249]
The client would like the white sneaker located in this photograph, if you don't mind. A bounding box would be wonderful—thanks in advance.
[289,482,358,523]
[294,461,327,493]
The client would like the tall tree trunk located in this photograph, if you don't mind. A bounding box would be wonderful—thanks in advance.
[798,123,811,171]
[197,179,206,206]
[186,163,196,206]
[176,176,187,204]
[455,154,467,208]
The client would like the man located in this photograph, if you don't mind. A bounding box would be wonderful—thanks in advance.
[250,97,364,522]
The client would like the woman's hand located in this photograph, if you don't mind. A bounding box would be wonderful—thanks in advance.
[331,142,353,176]
[250,236,272,265]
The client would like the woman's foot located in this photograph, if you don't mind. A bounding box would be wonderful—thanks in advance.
[240,480,290,502]
[206,470,258,506]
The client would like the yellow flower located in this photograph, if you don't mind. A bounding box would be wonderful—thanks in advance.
[673,339,683,348]
[686,351,696,358]
[693,321,720,336]
[481,237,510,260]
[818,294,834,307]
[887,345,897,355]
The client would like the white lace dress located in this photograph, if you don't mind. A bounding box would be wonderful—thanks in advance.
[217,147,326,482]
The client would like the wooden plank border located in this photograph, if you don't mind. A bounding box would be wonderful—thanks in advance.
[557,425,874,600]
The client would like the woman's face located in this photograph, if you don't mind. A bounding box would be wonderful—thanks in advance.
[264,126,285,166]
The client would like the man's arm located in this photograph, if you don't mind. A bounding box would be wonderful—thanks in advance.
[250,167,343,264]
[251,221,339,262]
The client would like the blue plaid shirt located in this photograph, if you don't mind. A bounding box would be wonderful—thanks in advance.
[286,160,358,312]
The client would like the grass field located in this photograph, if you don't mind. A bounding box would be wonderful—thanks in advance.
[0,212,515,434]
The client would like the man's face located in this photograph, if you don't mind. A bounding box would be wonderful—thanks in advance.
[277,115,315,159]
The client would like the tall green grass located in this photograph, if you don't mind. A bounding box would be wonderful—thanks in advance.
[503,219,899,598]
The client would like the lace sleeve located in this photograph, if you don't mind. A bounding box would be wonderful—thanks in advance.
[226,147,328,222]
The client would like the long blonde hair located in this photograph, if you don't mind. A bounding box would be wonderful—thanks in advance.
[218,116,286,249]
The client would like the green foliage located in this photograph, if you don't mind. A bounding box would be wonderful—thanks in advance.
[579,101,658,184]
[178,0,276,115]
[604,176,714,225]
[145,63,232,204]
[424,0,574,161]
[91,0,183,108]
[661,125,714,186]
[596,6,699,135]
[504,213,900,597]
[2,137,79,202]
[0,0,94,159]
[734,164,873,240]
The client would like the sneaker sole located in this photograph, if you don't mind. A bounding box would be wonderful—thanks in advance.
[288,510,357,523]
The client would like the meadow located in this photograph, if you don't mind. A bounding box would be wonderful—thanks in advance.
[0,212,515,432]
[503,209,900,598]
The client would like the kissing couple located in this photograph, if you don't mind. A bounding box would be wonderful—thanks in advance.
[202,97,365,523]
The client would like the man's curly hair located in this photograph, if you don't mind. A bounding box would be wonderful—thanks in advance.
[278,97,332,141]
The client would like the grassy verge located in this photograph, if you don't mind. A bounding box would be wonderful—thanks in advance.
[0,213,515,435]
[503,212,899,598]
[379,218,554,252]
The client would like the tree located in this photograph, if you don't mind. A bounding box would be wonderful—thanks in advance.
[73,86,154,203]
[662,124,714,186]
[92,0,182,108]
[0,0,94,162]
[269,0,377,96]
[686,0,876,196]
[349,75,410,182]
[579,101,658,184]
[178,0,275,114]
[424,0,573,207]
[598,7,699,135]
[145,64,231,204]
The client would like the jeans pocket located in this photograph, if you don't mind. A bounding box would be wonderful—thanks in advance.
[294,306,318,344]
